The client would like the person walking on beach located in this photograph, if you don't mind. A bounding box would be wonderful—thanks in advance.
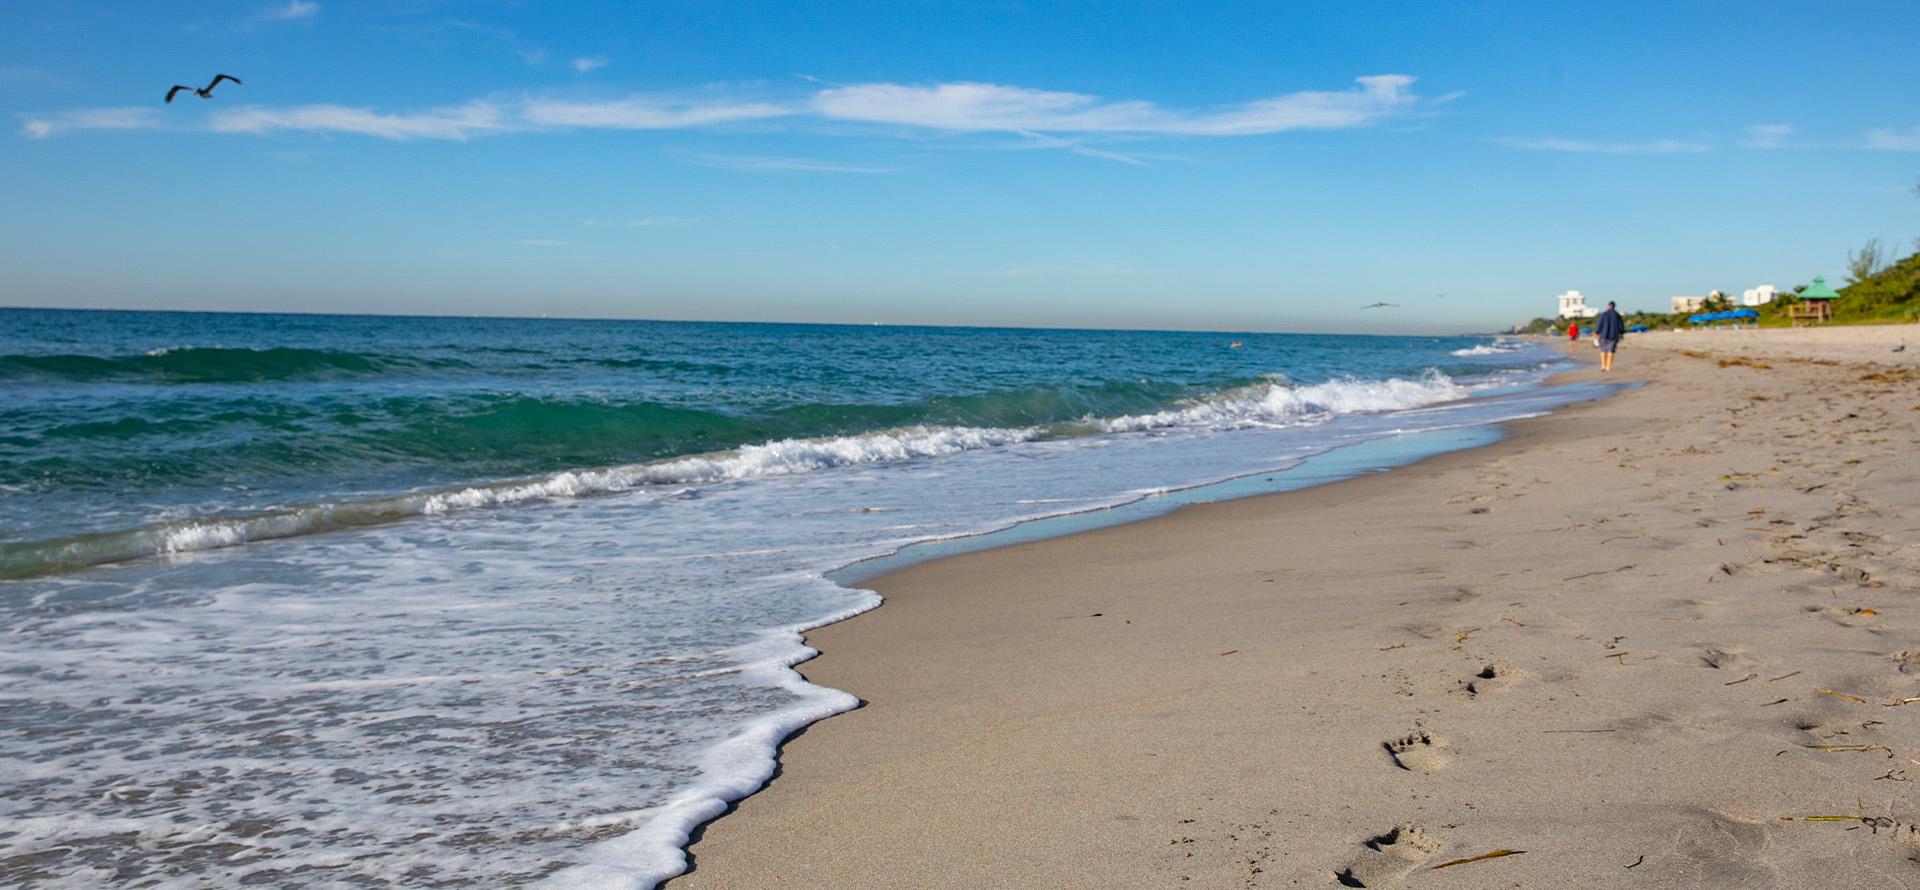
[1594,300,1625,372]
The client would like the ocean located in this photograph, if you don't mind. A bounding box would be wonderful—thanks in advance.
[0,308,1588,887]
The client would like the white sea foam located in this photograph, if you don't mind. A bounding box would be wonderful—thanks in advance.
[1449,339,1526,357]
[1100,370,1468,432]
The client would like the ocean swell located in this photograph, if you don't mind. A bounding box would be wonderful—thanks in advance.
[0,346,465,383]
[0,371,1475,580]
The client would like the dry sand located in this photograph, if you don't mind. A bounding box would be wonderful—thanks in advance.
[670,325,1920,889]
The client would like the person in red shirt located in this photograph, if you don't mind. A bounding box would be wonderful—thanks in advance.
[1568,323,1580,342]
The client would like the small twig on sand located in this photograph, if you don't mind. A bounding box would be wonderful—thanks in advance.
[1803,743,1894,757]
[1761,698,1791,706]
[1378,643,1407,651]
[1216,650,1237,657]
[1624,855,1645,869]
[1563,565,1638,582]
[1542,729,1618,733]
[1725,673,1758,685]
[1768,671,1802,682]
[1816,688,1870,705]
[1431,849,1525,870]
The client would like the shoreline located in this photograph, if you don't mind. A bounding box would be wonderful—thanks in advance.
[670,330,1920,888]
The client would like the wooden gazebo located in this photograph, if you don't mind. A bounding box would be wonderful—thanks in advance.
[1789,276,1839,326]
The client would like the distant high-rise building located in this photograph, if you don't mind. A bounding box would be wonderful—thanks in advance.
[1741,284,1778,307]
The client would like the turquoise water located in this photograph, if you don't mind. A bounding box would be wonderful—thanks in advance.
[0,308,1575,888]
[3,309,1528,578]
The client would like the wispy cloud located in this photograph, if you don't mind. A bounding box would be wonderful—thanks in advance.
[1010,129,1146,165]
[522,96,789,129]
[1867,126,1920,150]
[572,56,610,74]
[448,20,545,66]
[20,107,164,139]
[1496,136,1710,154]
[678,152,898,174]
[1741,123,1794,148]
[208,101,512,140]
[810,75,1421,135]
[20,75,1433,146]
[260,1,318,22]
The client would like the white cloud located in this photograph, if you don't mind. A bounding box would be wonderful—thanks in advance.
[522,96,789,129]
[1496,136,1709,154]
[209,101,513,140]
[20,107,163,138]
[1867,126,1920,150]
[18,75,1433,148]
[810,75,1421,135]
[572,57,610,74]
[262,1,318,21]
[680,152,897,174]
[1741,123,1794,148]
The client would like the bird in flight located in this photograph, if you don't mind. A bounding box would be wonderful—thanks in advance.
[1360,302,1399,309]
[166,74,241,104]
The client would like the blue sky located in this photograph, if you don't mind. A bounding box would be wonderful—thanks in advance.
[3,1,1916,333]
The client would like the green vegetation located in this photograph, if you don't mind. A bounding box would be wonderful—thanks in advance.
[1818,247,1920,324]
[1511,309,1686,335]
[1512,244,1920,333]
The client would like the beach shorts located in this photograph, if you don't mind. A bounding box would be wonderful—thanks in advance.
[1598,338,1619,354]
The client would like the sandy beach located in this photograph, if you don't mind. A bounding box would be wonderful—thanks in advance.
[672,325,1920,889]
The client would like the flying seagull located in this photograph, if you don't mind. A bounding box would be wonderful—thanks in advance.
[1361,302,1399,310]
[166,74,241,104]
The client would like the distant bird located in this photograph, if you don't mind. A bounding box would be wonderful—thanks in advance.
[1361,302,1399,310]
[1895,341,1907,353]
[166,74,241,104]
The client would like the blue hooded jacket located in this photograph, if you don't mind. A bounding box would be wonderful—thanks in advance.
[1594,307,1625,341]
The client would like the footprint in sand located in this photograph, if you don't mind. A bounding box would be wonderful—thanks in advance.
[1806,604,1881,628]
[1333,824,1441,887]
[1700,646,1759,671]
[1464,662,1521,697]
[1384,731,1452,773]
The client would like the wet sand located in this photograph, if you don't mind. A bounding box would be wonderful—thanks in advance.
[671,326,1920,889]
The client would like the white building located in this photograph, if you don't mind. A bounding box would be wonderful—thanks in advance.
[1556,289,1598,319]
[1742,284,1778,307]
[1671,295,1707,314]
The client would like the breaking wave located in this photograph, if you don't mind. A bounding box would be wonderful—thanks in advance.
[0,371,1478,580]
